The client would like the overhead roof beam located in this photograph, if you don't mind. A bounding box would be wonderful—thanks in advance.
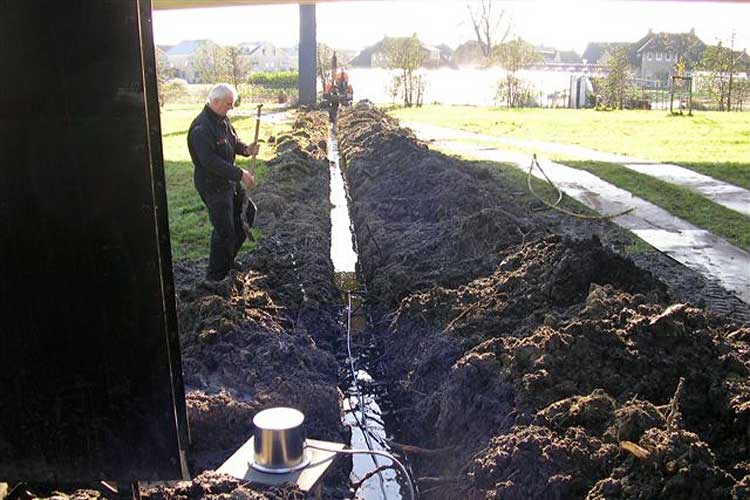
[153,0,362,10]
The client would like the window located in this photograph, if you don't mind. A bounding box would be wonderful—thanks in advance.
[647,52,653,61]
[656,52,662,60]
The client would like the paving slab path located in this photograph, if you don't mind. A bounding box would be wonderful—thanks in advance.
[404,122,750,216]
[404,125,750,304]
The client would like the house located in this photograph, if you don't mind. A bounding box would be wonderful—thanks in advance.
[452,40,487,67]
[155,46,173,78]
[535,45,557,64]
[349,40,383,67]
[238,41,296,71]
[634,29,706,87]
[334,49,358,66]
[352,37,451,68]
[165,39,219,83]
[155,47,170,68]
[421,44,442,65]
[435,44,454,65]
[534,45,582,66]
[554,50,583,65]
[581,42,634,66]
[583,30,707,88]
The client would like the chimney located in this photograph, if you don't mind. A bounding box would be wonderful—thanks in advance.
[690,27,695,35]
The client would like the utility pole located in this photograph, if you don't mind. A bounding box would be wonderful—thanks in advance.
[299,3,317,106]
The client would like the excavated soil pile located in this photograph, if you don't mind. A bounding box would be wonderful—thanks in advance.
[146,472,305,500]
[337,104,750,499]
[24,473,303,500]
[336,104,633,309]
[151,111,348,498]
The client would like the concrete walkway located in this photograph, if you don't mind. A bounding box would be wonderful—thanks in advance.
[404,122,750,216]
[408,132,750,304]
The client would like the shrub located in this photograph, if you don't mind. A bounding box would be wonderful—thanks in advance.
[248,71,299,89]
[159,78,189,106]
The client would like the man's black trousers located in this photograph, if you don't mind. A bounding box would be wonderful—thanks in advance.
[199,185,256,280]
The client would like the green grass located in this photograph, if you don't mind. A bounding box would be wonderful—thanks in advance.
[160,103,292,260]
[389,105,750,189]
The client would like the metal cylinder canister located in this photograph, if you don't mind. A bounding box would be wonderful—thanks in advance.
[252,407,309,473]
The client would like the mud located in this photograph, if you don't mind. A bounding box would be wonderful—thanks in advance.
[21,473,303,500]
[337,103,750,499]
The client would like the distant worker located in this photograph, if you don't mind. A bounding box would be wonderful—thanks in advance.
[187,83,259,281]
[323,63,354,122]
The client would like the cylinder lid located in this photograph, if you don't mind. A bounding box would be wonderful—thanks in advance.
[253,407,305,431]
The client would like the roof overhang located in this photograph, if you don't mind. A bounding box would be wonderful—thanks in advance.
[153,0,363,10]
[153,0,750,9]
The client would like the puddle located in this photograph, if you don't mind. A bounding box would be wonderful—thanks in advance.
[328,125,408,499]
[329,129,358,273]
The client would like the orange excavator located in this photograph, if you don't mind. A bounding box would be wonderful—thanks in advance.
[322,52,353,122]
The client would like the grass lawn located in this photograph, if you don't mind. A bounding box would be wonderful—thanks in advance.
[389,105,750,189]
[160,103,292,261]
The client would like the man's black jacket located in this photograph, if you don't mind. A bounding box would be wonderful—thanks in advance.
[187,105,249,194]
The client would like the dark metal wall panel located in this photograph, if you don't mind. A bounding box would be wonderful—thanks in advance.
[137,0,191,465]
[0,0,187,481]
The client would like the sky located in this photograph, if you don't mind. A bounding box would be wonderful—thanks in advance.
[152,0,750,55]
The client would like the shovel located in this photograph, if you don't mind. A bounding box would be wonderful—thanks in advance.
[240,103,263,241]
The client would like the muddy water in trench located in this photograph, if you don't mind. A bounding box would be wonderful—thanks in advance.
[329,125,408,499]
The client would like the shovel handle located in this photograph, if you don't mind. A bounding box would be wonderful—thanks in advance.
[249,103,263,172]
[241,103,262,241]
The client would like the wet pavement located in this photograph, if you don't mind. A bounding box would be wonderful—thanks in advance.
[404,122,750,216]
[410,135,750,304]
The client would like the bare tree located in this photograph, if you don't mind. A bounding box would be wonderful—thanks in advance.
[600,46,635,110]
[316,43,334,91]
[493,38,541,107]
[190,42,229,84]
[225,47,249,88]
[383,35,427,107]
[225,46,250,104]
[155,50,176,107]
[467,0,512,59]
[699,40,748,111]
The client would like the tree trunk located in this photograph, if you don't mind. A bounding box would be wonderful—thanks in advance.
[509,77,512,107]
[727,72,734,111]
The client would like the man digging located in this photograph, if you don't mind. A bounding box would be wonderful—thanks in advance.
[187,83,259,281]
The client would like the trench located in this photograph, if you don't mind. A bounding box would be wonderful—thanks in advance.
[328,124,411,499]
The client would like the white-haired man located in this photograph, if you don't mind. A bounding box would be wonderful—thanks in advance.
[187,84,259,281]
